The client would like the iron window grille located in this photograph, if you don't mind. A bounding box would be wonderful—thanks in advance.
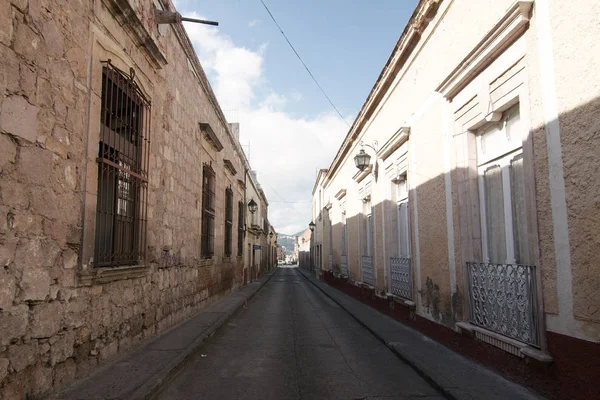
[94,61,150,267]
[201,164,215,258]
[224,187,233,257]
[237,201,244,256]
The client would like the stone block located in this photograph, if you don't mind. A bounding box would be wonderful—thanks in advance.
[36,77,53,108]
[0,236,17,268]
[12,212,43,236]
[99,340,118,360]
[0,267,16,309]
[15,238,61,270]
[8,341,38,372]
[21,266,51,301]
[0,45,20,94]
[10,0,27,12]
[17,146,54,185]
[19,63,37,100]
[0,305,28,345]
[42,19,64,57]
[43,219,69,248]
[50,330,74,365]
[66,46,87,82]
[0,357,8,382]
[0,1,13,46]
[45,137,68,159]
[50,59,74,94]
[53,358,76,388]
[0,178,29,208]
[32,362,54,397]
[1,96,38,143]
[31,301,63,338]
[29,186,59,220]
[13,20,43,63]
[62,249,77,269]
[0,133,17,169]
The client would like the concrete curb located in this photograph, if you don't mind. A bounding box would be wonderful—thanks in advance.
[139,269,279,400]
[53,269,279,400]
[294,268,455,400]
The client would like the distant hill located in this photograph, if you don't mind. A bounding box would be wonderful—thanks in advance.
[276,233,297,256]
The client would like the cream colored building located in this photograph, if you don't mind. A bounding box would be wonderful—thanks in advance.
[297,228,312,270]
[313,0,599,370]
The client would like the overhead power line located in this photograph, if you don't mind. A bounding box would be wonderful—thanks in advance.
[259,0,351,127]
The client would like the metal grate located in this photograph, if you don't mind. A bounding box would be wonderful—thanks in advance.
[390,257,412,299]
[237,201,244,256]
[340,255,348,277]
[466,262,539,346]
[224,187,233,256]
[201,164,215,258]
[361,255,374,286]
[94,61,150,267]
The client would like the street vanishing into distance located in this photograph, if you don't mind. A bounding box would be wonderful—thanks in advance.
[157,267,443,400]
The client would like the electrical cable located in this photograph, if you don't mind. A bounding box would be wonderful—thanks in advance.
[259,0,351,127]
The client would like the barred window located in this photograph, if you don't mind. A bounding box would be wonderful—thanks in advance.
[201,165,215,258]
[224,187,233,257]
[237,201,244,256]
[94,62,150,267]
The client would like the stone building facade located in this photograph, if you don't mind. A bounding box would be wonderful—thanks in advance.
[312,0,600,395]
[0,0,273,398]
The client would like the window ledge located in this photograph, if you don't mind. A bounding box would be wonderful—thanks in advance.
[199,258,214,267]
[78,264,148,285]
[222,256,232,263]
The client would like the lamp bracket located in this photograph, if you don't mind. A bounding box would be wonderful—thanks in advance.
[359,140,379,153]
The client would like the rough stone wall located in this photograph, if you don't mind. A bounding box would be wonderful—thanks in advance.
[549,0,600,334]
[0,0,249,398]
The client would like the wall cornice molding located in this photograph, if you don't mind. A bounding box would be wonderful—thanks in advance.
[437,1,533,100]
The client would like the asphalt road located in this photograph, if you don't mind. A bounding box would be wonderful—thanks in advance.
[157,267,444,400]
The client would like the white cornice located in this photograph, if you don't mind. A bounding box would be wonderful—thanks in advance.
[378,127,411,161]
[334,189,347,201]
[353,165,372,183]
[437,1,533,100]
[323,0,440,187]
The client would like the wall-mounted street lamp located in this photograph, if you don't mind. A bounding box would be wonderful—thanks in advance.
[354,140,379,181]
[269,232,274,239]
[309,221,315,232]
[154,9,219,26]
[248,199,258,214]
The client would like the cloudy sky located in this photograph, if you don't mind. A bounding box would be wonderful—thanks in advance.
[175,0,417,234]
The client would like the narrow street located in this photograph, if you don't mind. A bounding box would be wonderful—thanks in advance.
[157,267,443,400]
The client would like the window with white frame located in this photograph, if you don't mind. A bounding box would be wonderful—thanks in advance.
[477,104,529,265]
[341,205,347,255]
[364,201,373,257]
[328,209,333,256]
[396,176,410,258]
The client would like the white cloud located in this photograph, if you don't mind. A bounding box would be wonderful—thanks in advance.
[183,18,349,235]
[248,19,260,28]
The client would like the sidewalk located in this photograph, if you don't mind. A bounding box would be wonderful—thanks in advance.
[296,268,544,400]
[52,270,278,400]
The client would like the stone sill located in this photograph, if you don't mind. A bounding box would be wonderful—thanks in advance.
[388,294,416,309]
[198,258,214,267]
[456,322,553,365]
[222,256,232,264]
[78,264,148,285]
